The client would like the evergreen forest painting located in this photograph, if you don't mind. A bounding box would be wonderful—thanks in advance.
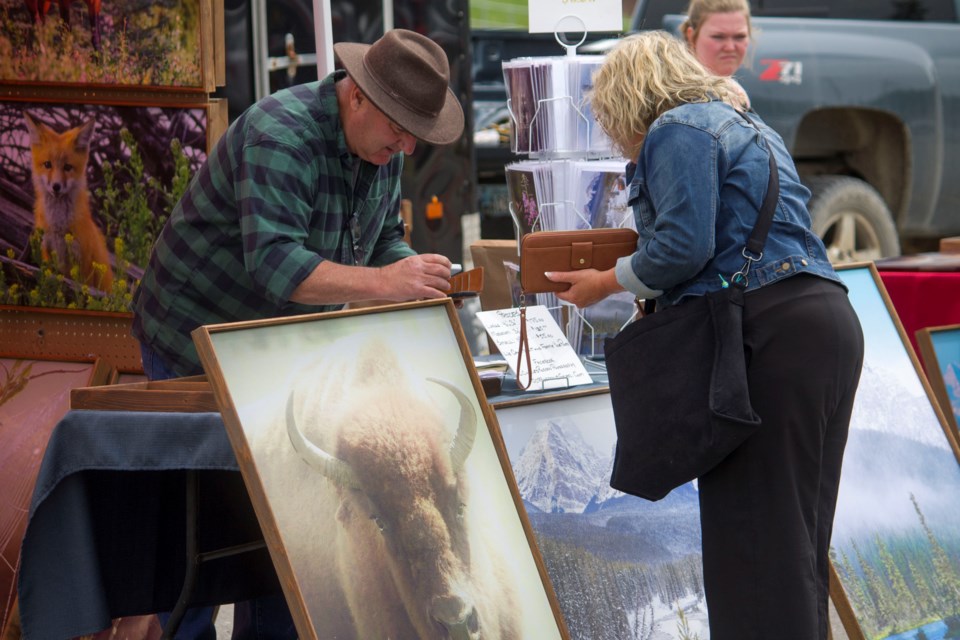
[494,391,709,640]
[832,265,960,640]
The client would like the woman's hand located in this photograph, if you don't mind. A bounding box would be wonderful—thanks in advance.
[545,268,624,308]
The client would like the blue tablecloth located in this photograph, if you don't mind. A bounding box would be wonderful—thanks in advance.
[18,410,280,639]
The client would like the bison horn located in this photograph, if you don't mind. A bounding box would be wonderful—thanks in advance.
[286,389,361,490]
[427,378,477,474]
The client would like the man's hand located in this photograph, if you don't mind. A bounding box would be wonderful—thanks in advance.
[379,254,452,300]
[288,254,452,305]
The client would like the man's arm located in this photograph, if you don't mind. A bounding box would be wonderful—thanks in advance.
[288,254,453,305]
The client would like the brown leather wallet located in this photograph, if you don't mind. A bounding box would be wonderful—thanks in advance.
[519,228,639,293]
[447,267,484,298]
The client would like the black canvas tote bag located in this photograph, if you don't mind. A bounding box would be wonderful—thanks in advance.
[605,282,761,500]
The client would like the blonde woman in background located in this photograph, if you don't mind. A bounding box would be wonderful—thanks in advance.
[681,0,753,106]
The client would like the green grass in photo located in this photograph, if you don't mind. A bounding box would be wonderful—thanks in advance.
[0,0,201,87]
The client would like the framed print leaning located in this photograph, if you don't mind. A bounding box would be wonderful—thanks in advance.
[192,299,568,640]
[830,264,960,640]
[916,324,960,438]
[492,389,710,639]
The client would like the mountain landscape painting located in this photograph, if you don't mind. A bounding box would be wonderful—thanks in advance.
[832,266,960,640]
[494,392,709,640]
[916,324,960,438]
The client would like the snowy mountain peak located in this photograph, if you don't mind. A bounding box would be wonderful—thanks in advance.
[513,420,609,513]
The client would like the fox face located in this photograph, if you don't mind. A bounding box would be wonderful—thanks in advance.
[24,112,95,213]
[23,111,112,289]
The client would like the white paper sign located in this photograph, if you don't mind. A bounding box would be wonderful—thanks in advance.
[527,0,624,35]
[476,305,593,391]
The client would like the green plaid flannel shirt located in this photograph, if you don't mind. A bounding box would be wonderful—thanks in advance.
[132,72,415,375]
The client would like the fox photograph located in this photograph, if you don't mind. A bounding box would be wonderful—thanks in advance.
[0,0,214,89]
[0,99,213,311]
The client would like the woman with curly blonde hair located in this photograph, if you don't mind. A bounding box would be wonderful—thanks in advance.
[547,31,863,640]
[588,30,742,160]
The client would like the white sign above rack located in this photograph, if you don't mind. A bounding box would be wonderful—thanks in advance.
[527,0,624,35]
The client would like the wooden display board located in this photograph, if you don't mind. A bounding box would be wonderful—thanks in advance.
[71,376,215,412]
[1,354,113,638]
[0,305,141,372]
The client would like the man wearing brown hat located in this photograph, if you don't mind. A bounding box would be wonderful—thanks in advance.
[131,29,464,639]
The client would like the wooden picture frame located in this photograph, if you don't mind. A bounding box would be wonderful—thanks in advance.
[491,388,711,639]
[916,323,960,439]
[0,97,226,312]
[192,299,569,640]
[71,376,216,412]
[0,355,113,637]
[829,263,960,640]
[0,0,224,95]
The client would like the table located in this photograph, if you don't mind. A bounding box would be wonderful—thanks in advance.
[877,270,960,361]
[17,410,280,639]
[481,356,610,406]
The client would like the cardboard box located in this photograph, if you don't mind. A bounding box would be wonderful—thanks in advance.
[469,240,520,313]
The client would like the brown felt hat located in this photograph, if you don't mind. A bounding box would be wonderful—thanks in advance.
[334,29,464,146]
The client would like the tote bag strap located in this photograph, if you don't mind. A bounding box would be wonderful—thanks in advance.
[727,110,780,287]
[739,110,780,259]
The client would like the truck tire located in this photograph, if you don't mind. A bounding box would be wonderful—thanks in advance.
[804,175,901,263]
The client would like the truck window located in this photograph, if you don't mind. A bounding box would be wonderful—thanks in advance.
[632,0,690,30]
[756,0,957,22]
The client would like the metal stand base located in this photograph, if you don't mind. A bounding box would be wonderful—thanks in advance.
[161,471,266,639]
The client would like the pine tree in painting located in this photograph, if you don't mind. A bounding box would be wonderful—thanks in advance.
[910,493,960,613]
[876,534,918,628]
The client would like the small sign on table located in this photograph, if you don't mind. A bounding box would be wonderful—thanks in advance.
[477,305,593,391]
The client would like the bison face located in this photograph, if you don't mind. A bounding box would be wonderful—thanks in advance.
[376,486,481,639]
[288,377,488,639]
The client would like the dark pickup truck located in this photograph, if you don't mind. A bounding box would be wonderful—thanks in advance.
[473,0,960,260]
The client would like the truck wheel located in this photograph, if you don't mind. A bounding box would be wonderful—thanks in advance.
[805,175,901,263]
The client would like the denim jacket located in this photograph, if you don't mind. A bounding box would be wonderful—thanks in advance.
[614,100,843,307]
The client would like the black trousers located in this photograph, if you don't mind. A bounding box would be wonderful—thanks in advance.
[698,274,864,640]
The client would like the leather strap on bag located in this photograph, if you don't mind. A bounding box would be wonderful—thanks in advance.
[730,110,780,287]
[741,111,780,260]
[516,297,533,390]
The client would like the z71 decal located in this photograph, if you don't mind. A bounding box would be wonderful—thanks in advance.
[759,59,803,85]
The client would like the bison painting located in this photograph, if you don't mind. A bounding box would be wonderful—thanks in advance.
[228,330,559,640]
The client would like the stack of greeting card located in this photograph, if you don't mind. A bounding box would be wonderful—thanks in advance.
[501,56,636,359]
